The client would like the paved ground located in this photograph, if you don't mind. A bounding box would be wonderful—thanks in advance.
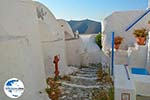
[59,65,101,100]
[137,95,150,100]
[58,65,150,100]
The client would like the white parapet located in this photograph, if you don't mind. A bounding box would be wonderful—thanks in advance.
[128,43,148,68]
[147,32,150,72]
[114,50,128,65]
[133,74,150,96]
[114,65,136,100]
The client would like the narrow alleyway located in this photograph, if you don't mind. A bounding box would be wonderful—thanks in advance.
[59,65,101,100]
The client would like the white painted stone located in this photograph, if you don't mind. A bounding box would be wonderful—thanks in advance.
[114,50,128,65]
[0,0,48,99]
[132,74,150,96]
[62,82,100,89]
[128,44,148,68]
[146,32,150,72]
[114,65,136,100]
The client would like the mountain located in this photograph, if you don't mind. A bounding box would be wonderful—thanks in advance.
[67,19,101,34]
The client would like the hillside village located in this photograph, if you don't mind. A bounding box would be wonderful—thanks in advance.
[0,0,150,100]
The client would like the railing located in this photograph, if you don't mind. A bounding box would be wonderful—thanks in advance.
[124,64,130,80]
[125,8,150,32]
[111,32,114,76]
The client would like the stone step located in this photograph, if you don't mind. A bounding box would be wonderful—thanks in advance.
[61,78,98,86]
[60,82,101,100]
[75,73,97,78]
[77,70,97,74]
[61,82,100,89]
[80,66,99,70]
[80,69,98,73]
[70,75,98,80]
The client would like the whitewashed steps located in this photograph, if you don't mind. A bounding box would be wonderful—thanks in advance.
[74,73,97,78]
[62,76,98,86]
[70,75,98,80]
[61,82,100,89]
[78,70,97,74]
[59,65,100,100]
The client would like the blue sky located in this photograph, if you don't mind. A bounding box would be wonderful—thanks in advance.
[38,0,148,22]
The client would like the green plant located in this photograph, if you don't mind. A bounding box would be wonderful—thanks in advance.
[108,87,114,100]
[95,33,102,49]
[133,28,148,37]
[92,87,114,100]
[45,77,61,100]
[92,64,114,100]
[92,89,109,100]
[97,67,113,85]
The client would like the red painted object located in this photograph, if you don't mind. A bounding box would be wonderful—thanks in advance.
[53,55,60,77]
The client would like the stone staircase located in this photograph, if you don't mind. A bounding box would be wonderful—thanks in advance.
[59,65,101,100]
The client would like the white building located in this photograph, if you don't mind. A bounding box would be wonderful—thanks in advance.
[102,0,150,99]
[0,0,48,99]
[0,0,104,99]
[57,19,85,66]
[35,2,76,78]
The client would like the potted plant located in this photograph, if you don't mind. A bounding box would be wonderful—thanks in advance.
[45,77,61,100]
[133,28,148,45]
[114,36,123,50]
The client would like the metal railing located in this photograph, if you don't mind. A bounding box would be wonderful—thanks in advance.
[125,8,150,32]
[111,32,115,76]
[124,64,130,80]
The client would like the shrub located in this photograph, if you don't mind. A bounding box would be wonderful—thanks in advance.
[95,33,102,49]
[45,77,61,100]
[133,28,148,37]
[108,87,114,100]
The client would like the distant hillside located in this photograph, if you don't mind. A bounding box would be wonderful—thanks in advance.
[67,19,101,34]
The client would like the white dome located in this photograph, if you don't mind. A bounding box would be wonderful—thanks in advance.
[35,1,64,41]
[57,19,75,39]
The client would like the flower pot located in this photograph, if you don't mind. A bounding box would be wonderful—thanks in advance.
[114,44,120,50]
[48,93,59,100]
[136,37,146,45]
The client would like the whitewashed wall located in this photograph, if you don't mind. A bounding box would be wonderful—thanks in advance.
[0,0,48,100]
[80,35,103,66]
[35,2,76,77]
[65,38,84,66]
[128,44,148,68]
[57,19,85,66]
[57,19,75,39]
[147,32,150,71]
[102,10,150,52]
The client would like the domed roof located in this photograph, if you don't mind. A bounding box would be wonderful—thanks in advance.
[34,1,64,41]
[57,19,75,39]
